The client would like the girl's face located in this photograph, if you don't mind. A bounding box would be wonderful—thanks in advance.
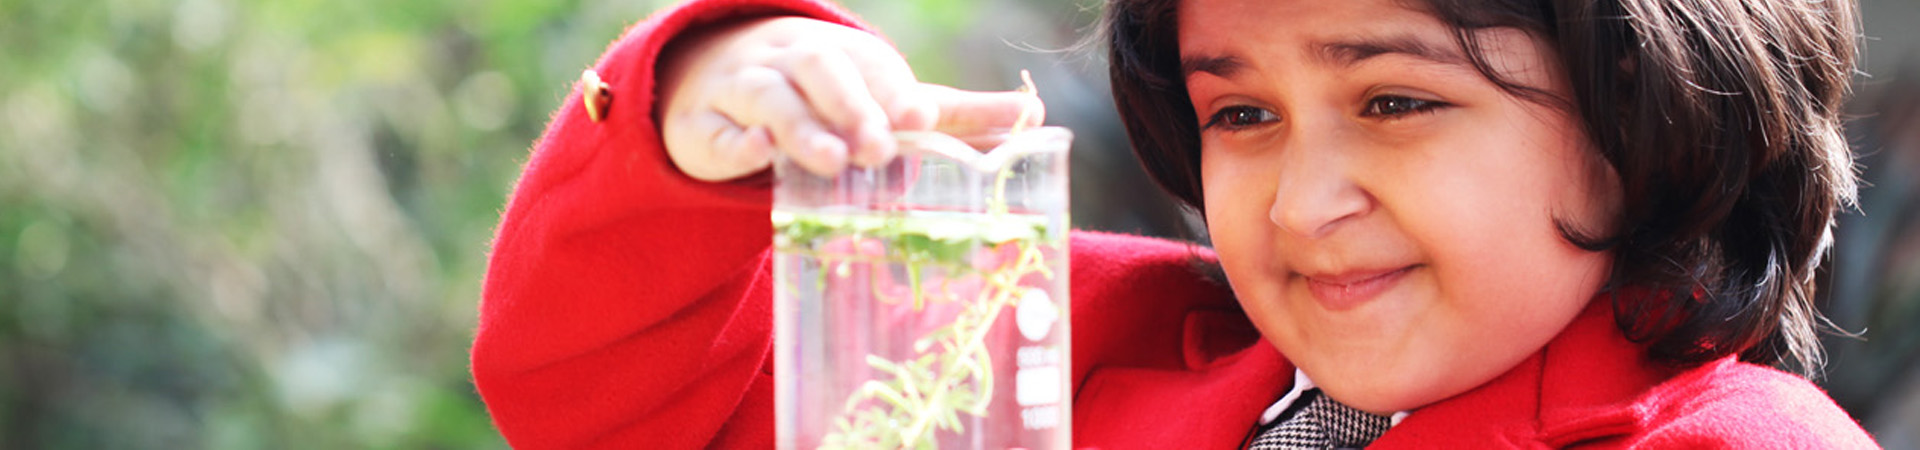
[1179,0,1623,413]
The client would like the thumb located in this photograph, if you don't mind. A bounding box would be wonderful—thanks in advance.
[918,84,1046,149]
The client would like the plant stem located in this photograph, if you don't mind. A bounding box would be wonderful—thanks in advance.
[895,242,1044,446]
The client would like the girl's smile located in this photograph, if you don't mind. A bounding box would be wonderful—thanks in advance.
[1299,264,1417,311]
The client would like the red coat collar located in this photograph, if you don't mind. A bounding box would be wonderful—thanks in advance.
[1074,294,1673,448]
[1371,291,1679,447]
[1066,233,1695,448]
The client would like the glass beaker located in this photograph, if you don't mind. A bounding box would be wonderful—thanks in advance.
[773,127,1072,450]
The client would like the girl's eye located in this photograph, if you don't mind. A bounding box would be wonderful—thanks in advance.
[1362,95,1448,118]
[1203,105,1279,131]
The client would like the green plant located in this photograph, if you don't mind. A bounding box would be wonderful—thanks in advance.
[773,72,1058,449]
[773,210,1054,449]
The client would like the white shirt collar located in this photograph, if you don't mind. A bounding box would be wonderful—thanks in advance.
[1259,369,1411,427]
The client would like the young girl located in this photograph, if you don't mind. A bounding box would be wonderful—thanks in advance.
[469,0,1877,447]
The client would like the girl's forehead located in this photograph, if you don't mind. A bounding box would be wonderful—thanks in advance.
[1173,0,1565,94]
[1176,0,1464,76]
[1175,0,1454,57]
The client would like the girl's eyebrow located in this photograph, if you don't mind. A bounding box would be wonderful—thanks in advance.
[1313,34,1468,69]
[1182,54,1247,79]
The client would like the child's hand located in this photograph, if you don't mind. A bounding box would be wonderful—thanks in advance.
[658,17,1043,181]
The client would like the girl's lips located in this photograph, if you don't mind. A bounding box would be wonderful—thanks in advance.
[1303,266,1416,311]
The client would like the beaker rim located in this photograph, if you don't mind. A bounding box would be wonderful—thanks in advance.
[895,126,1072,173]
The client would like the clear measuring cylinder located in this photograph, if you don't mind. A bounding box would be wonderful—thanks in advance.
[772,127,1072,449]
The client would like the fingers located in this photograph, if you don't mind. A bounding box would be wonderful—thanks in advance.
[781,43,897,167]
[663,107,773,181]
[696,73,1047,178]
[712,66,849,177]
[709,122,775,174]
[780,32,941,166]
[703,31,923,177]
[659,16,1049,182]
[921,84,1047,149]
[841,41,938,132]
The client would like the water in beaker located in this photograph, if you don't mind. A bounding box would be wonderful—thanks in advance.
[773,127,1072,449]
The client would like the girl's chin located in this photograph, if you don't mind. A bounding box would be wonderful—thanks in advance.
[1311,367,1450,414]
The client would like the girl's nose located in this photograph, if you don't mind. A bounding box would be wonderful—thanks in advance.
[1268,135,1372,239]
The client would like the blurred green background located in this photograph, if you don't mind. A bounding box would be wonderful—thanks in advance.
[2,0,1917,448]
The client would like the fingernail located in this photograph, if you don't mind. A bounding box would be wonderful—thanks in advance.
[858,125,894,166]
[808,134,849,173]
[893,99,938,131]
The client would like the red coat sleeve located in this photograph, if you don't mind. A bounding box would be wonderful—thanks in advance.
[469,0,873,447]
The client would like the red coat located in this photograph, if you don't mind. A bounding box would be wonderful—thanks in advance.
[469,0,1878,447]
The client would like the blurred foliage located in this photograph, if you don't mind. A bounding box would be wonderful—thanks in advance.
[0,0,1067,447]
[0,0,676,447]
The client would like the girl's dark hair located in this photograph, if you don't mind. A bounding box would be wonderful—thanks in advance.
[1103,0,1860,377]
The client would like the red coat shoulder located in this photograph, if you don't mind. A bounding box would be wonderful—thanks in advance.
[1634,359,1878,448]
